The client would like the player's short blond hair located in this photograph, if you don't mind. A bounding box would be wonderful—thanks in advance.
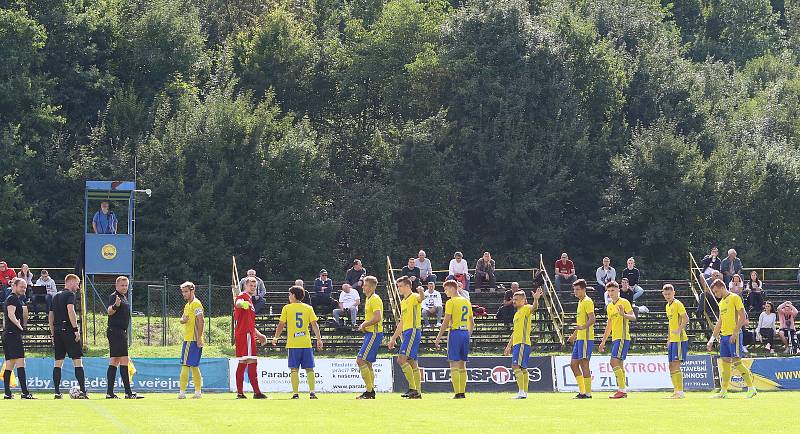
[65,274,80,284]
[180,281,195,291]
[443,280,458,291]
[513,291,526,299]
[605,280,619,289]
[662,283,675,292]
[363,275,378,291]
[116,275,129,284]
[244,276,257,284]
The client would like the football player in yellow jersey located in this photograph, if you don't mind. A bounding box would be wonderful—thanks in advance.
[356,276,382,399]
[388,276,425,399]
[503,288,543,399]
[272,286,323,399]
[706,279,757,398]
[567,279,595,399]
[662,284,689,399]
[598,281,635,399]
[435,280,474,399]
[178,282,204,399]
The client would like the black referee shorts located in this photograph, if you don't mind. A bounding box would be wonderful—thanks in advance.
[106,328,129,357]
[2,331,25,360]
[54,330,83,360]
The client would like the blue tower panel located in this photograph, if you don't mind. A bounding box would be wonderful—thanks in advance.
[85,234,133,275]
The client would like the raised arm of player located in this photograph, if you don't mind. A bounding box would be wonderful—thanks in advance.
[529,288,543,313]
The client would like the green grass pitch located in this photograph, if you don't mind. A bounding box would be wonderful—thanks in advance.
[3,391,790,433]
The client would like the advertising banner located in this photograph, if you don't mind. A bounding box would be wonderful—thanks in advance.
[554,354,714,392]
[0,357,230,392]
[228,358,393,393]
[719,356,800,391]
[393,356,553,392]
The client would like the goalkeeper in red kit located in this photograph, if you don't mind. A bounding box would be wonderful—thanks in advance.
[234,277,268,399]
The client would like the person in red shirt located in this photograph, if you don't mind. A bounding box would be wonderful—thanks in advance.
[0,262,16,288]
[234,277,268,399]
[554,253,576,290]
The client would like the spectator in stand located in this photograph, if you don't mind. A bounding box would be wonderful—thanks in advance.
[728,274,744,296]
[455,281,470,301]
[447,252,470,292]
[332,284,360,329]
[697,280,720,321]
[553,253,576,290]
[400,258,421,290]
[700,247,722,277]
[595,257,616,294]
[496,289,516,326]
[238,269,266,314]
[33,269,58,312]
[422,281,443,327]
[746,271,764,315]
[345,260,367,292]
[474,251,496,292]
[0,261,16,288]
[91,200,118,234]
[620,258,644,301]
[294,279,304,288]
[720,249,742,285]
[756,302,778,354]
[310,269,335,314]
[415,250,436,285]
[777,301,799,354]
[16,264,33,286]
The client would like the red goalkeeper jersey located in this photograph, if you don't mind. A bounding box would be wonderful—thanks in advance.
[234,292,256,336]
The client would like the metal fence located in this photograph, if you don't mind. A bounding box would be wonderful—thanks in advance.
[83,278,234,347]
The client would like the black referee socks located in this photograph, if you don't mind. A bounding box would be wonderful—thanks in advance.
[3,369,10,396]
[107,365,117,395]
[120,365,132,395]
[75,367,86,393]
[16,367,28,394]
[53,367,61,394]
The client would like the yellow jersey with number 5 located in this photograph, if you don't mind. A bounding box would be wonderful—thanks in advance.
[279,302,318,348]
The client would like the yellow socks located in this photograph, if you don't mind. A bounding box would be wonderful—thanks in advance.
[359,365,374,392]
[613,366,626,391]
[583,376,592,395]
[450,368,460,393]
[514,368,524,392]
[733,361,754,387]
[191,367,202,392]
[520,368,529,394]
[720,360,731,392]
[179,366,189,392]
[577,375,586,395]
[670,370,683,392]
[411,366,421,392]
[459,368,467,394]
[305,369,315,393]
[400,363,415,390]
[290,369,300,393]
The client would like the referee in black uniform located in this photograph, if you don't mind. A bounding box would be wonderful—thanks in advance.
[49,274,88,398]
[105,276,143,399]
[3,278,34,399]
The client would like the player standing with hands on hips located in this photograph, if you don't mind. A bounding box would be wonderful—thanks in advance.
[106,276,143,399]
[568,279,595,399]
[178,281,204,399]
[234,276,268,399]
[356,276,383,399]
[50,274,88,399]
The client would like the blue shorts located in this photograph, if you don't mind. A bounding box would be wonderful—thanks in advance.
[571,339,594,360]
[668,341,688,362]
[399,329,421,360]
[447,329,470,361]
[180,341,202,367]
[511,343,531,368]
[719,334,744,358]
[611,339,631,360]
[288,347,315,369]
[358,332,383,363]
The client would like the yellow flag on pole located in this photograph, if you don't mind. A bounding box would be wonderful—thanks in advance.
[0,364,17,387]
